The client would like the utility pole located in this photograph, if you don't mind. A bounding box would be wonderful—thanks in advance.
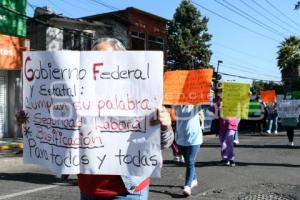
[213,60,223,104]
[216,60,223,75]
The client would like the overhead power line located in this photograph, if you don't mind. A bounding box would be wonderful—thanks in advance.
[239,0,298,36]
[215,0,286,38]
[1,4,98,41]
[213,41,274,64]
[212,61,280,79]
[59,0,101,14]
[250,0,300,33]
[264,0,300,29]
[219,72,282,82]
[46,0,72,16]
[212,49,279,74]
[191,0,280,43]
[89,0,119,11]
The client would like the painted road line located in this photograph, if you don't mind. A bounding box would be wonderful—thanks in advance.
[0,185,58,200]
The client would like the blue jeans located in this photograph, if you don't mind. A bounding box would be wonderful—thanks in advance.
[267,115,278,132]
[80,186,149,200]
[179,145,200,187]
[234,131,239,141]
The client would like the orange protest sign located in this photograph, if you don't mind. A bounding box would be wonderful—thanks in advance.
[163,69,213,105]
[260,90,276,103]
[0,34,29,69]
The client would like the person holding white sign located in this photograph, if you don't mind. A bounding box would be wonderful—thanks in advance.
[279,96,300,147]
[77,38,174,200]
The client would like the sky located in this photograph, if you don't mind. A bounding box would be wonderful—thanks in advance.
[26,0,300,84]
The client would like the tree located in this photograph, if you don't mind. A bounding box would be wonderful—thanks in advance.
[277,36,300,92]
[295,1,300,9]
[251,80,284,95]
[167,0,212,70]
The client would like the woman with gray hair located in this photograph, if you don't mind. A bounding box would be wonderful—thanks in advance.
[92,37,126,51]
[77,37,174,200]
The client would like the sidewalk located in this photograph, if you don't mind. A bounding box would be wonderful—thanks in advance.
[0,138,23,151]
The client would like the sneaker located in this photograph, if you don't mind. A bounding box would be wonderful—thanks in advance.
[191,179,198,189]
[218,160,229,166]
[266,130,271,134]
[274,130,278,134]
[233,140,239,145]
[173,156,180,162]
[229,160,236,167]
[288,142,294,147]
[183,186,191,196]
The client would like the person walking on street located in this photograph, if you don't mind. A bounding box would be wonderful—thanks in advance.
[266,102,278,134]
[281,117,298,147]
[219,117,238,167]
[175,105,203,197]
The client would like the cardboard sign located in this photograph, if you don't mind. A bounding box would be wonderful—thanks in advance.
[260,90,276,103]
[22,51,163,177]
[277,100,300,118]
[222,83,250,119]
[163,69,213,105]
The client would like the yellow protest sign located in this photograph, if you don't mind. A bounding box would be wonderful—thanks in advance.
[221,82,250,119]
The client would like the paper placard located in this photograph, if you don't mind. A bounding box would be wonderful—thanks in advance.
[260,90,276,103]
[277,100,300,118]
[22,51,163,177]
[222,83,250,119]
[163,69,213,105]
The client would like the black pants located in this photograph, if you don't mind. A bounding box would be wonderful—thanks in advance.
[286,127,294,142]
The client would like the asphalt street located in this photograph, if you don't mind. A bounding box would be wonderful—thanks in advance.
[0,131,299,200]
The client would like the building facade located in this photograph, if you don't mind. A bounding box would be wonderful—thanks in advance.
[81,7,168,63]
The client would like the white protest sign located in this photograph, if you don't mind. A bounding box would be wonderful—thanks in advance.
[277,100,300,118]
[22,51,163,177]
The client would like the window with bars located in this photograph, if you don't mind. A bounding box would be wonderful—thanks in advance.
[148,35,164,51]
[63,30,93,50]
[131,31,146,50]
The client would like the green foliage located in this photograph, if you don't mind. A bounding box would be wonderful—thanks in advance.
[295,1,300,9]
[277,36,300,92]
[251,80,284,95]
[277,36,300,71]
[167,0,212,70]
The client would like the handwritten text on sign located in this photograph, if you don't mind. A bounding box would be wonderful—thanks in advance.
[163,69,213,105]
[22,51,163,177]
[277,100,300,118]
[222,83,250,119]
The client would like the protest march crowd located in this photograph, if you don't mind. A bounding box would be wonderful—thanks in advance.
[17,37,299,199]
